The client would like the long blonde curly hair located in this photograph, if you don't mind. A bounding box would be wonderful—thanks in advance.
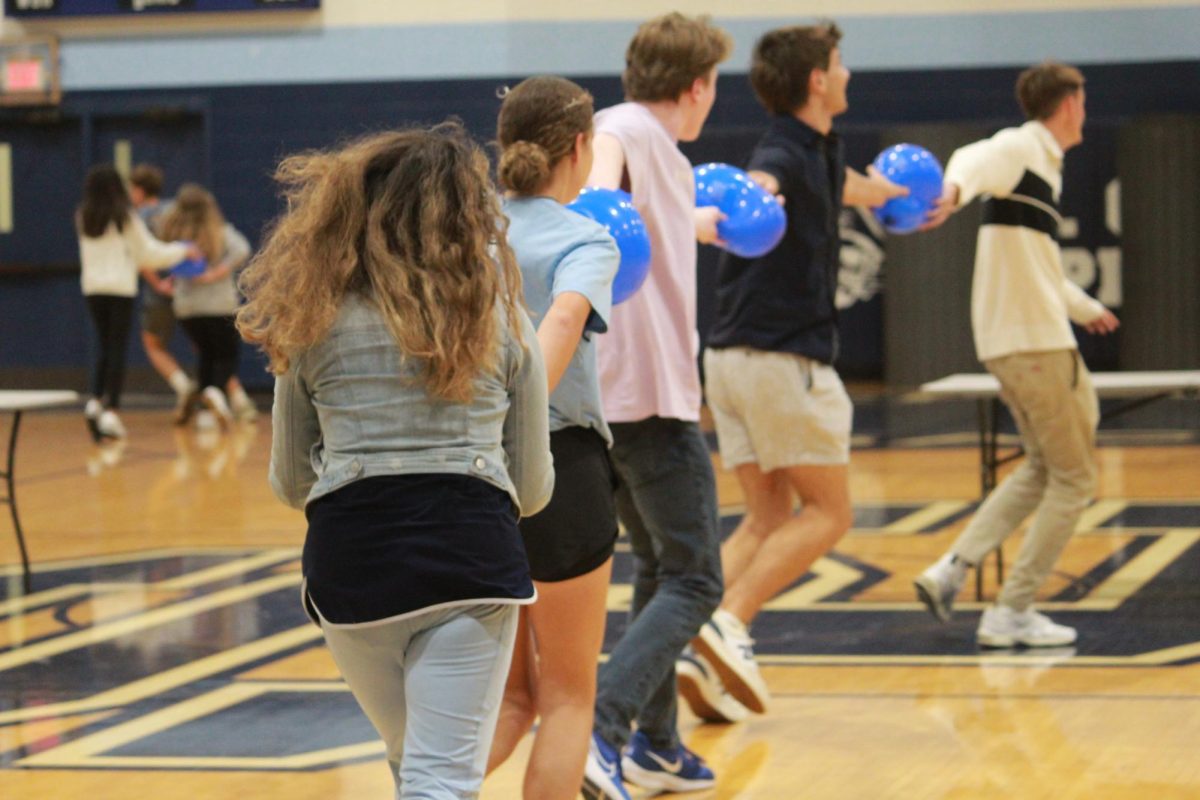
[236,122,524,403]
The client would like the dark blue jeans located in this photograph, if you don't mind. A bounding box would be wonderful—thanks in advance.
[595,417,723,750]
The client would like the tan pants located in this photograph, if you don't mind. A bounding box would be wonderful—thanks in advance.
[953,349,1100,611]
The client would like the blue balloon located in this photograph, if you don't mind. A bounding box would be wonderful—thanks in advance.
[566,187,651,305]
[871,144,944,234]
[693,163,787,259]
[170,256,207,278]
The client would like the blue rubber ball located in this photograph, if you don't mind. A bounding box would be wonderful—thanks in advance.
[693,163,787,259]
[170,256,208,278]
[871,144,944,234]
[566,187,652,305]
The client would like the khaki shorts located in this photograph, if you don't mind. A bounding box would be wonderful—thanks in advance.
[703,347,852,471]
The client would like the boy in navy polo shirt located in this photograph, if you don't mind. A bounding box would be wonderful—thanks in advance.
[680,22,906,722]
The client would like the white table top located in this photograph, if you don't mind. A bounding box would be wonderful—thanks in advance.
[921,371,1200,399]
[0,390,80,412]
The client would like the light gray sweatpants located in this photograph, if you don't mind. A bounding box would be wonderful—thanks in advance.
[952,349,1100,611]
[321,603,519,799]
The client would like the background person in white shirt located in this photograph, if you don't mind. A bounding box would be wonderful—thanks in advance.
[76,164,193,440]
[915,61,1120,648]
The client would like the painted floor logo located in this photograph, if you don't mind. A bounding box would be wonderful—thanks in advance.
[1,498,1197,771]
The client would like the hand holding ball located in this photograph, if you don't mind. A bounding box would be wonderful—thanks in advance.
[870,144,944,234]
[693,163,787,259]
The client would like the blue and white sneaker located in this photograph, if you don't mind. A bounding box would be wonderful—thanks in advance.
[621,730,716,792]
[582,730,632,800]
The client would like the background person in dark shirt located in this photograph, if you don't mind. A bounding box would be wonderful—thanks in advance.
[682,22,905,722]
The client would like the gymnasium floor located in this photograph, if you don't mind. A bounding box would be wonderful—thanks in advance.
[1,394,1198,799]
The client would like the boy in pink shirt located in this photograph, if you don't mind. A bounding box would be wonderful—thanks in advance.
[581,13,732,800]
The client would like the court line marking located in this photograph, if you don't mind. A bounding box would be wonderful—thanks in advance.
[17,680,383,770]
[1075,499,1128,532]
[0,573,300,673]
[759,639,1200,667]
[155,548,299,590]
[1087,529,1200,605]
[0,624,322,725]
[0,546,273,579]
[883,500,971,533]
[0,551,299,618]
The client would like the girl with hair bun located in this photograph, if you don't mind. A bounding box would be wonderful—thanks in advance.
[486,75,621,800]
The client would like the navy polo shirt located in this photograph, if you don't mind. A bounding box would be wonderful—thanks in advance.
[707,115,846,364]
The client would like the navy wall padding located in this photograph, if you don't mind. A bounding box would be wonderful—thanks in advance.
[2,60,1197,390]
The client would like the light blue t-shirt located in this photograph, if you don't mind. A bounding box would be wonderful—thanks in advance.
[504,196,619,445]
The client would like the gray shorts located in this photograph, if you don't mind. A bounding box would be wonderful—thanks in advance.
[140,288,176,343]
[703,347,852,471]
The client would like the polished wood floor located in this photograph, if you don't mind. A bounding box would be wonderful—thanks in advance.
[1,406,1199,799]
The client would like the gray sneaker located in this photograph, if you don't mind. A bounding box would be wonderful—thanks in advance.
[914,553,968,622]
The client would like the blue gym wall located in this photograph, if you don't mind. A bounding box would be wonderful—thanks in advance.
[1,5,1198,390]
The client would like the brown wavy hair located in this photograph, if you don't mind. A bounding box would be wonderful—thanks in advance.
[622,12,732,103]
[497,75,594,195]
[236,122,524,403]
[158,183,226,262]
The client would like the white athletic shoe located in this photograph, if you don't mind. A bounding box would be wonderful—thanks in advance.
[200,387,234,429]
[97,409,127,439]
[692,608,770,713]
[677,649,749,723]
[977,605,1077,648]
[84,398,103,441]
[231,396,259,423]
[914,552,970,622]
[173,382,200,426]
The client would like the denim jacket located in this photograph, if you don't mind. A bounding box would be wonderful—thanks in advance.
[269,292,554,517]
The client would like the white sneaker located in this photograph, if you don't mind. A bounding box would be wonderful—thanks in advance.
[173,382,200,426]
[677,649,749,723]
[692,608,770,713]
[97,409,127,439]
[84,398,103,441]
[977,605,1077,648]
[914,552,970,622]
[231,396,259,423]
[200,386,234,429]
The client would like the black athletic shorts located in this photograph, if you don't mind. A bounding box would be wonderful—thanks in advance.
[520,425,618,583]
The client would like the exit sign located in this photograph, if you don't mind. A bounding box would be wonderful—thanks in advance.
[3,58,45,93]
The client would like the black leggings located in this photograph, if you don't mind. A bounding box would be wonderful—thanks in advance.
[86,294,135,409]
[179,315,240,391]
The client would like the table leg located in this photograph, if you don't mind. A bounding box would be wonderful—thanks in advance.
[1,411,32,594]
[974,398,1005,601]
